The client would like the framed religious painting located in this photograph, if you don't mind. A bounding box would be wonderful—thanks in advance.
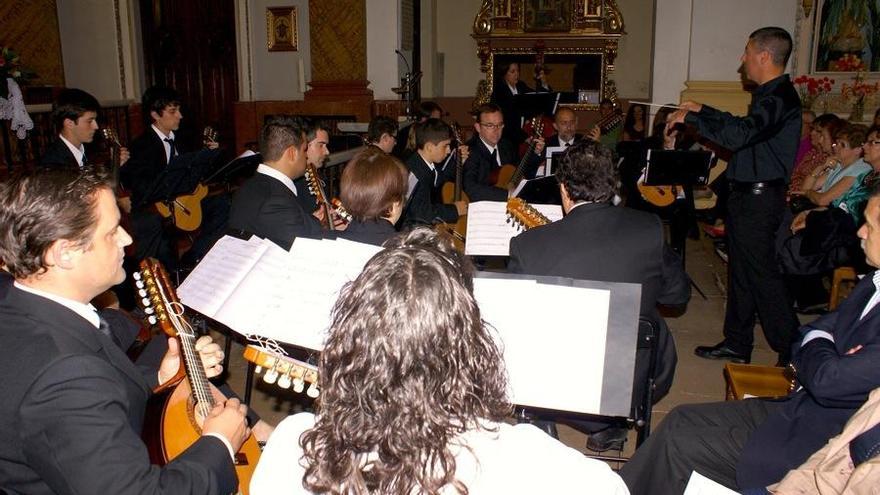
[267,7,297,52]
[811,0,880,73]
[523,0,572,32]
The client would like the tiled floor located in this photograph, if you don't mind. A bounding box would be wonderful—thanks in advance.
[221,232,813,462]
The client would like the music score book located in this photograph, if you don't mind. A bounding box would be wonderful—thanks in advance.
[464,201,563,257]
[178,234,640,416]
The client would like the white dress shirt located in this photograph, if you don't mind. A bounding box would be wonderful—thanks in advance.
[257,164,298,196]
[59,135,86,168]
[151,125,176,164]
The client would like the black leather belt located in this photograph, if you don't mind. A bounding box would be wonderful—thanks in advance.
[729,179,785,195]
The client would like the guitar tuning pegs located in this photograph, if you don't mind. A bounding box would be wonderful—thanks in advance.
[148,316,157,325]
[142,297,151,307]
[306,383,319,398]
[138,289,147,298]
[133,272,142,281]
[254,365,263,374]
[277,373,292,389]
[263,368,279,385]
[144,307,154,315]
[292,376,305,394]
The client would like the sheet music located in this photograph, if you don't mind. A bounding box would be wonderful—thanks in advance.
[474,277,610,414]
[182,235,381,351]
[178,235,270,316]
[464,201,563,256]
[683,472,738,495]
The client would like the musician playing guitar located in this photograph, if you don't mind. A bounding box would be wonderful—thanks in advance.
[401,119,469,227]
[121,86,229,270]
[0,168,250,494]
[462,103,545,202]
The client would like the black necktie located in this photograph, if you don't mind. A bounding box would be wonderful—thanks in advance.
[564,142,571,147]
[81,153,88,167]
[491,148,499,167]
[164,137,178,160]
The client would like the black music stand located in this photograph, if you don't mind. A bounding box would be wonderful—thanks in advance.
[515,175,562,205]
[514,92,561,120]
[644,149,715,300]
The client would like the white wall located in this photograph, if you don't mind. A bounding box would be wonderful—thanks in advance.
[434,0,482,97]
[615,0,654,98]
[56,0,126,101]
[243,0,311,101]
[366,0,401,99]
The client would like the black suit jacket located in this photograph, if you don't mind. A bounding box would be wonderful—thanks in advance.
[491,80,549,144]
[545,133,584,148]
[402,152,459,226]
[39,138,82,170]
[228,171,323,250]
[462,136,540,202]
[292,176,319,215]
[0,285,237,494]
[508,202,690,399]
[737,274,880,488]
[122,131,207,209]
[336,219,397,246]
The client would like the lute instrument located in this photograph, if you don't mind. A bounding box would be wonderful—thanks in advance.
[242,345,319,397]
[304,163,336,231]
[506,197,551,231]
[135,258,261,494]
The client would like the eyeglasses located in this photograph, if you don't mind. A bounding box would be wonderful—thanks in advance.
[478,122,505,130]
[832,141,852,149]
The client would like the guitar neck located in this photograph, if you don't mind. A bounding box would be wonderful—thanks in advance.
[179,331,215,415]
[508,141,536,188]
[306,165,335,231]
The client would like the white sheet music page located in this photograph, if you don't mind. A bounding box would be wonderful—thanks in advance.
[178,235,270,317]
[215,237,381,351]
[683,472,739,495]
[464,201,563,256]
[473,277,610,414]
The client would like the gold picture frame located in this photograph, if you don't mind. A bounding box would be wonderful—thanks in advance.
[267,7,297,52]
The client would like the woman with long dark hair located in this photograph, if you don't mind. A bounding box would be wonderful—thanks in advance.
[251,228,628,494]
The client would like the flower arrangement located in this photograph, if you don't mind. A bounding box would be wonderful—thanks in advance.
[840,72,879,121]
[0,46,34,100]
[793,75,834,109]
[829,53,867,72]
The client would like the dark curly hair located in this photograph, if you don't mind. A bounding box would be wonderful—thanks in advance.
[0,168,110,278]
[300,227,510,494]
[556,140,618,203]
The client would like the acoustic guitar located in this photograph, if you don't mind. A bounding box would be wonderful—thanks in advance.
[154,127,218,232]
[136,258,261,494]
[637,181,677,207]
[242,345,320,397]
[439,122,469,252]
[493,117,544,189]
[102,128,136,255]
[506,197,551,231]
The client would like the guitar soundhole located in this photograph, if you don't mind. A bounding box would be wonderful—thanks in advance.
[234,452,250,466]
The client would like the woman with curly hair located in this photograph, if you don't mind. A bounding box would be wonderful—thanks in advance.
[250,227,628,494]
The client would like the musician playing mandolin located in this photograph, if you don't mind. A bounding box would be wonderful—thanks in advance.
[462,103,545,202]
[0,168,250,494]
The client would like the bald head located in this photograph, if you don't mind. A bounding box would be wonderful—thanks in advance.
[554,107,578,142]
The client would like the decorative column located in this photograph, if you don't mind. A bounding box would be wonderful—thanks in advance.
[305,0,372,101]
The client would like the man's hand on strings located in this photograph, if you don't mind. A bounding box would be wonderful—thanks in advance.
[587,126,601,142]
[158,335,225,385]
[119,147,130,166]
[458,144,470,163]
[530,136,546,155]
[679,101,703,113]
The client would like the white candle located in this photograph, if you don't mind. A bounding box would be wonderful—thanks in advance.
[298,59,306,93]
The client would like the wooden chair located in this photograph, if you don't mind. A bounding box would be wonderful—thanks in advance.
[829,266,858,311]
[723,363,794,401]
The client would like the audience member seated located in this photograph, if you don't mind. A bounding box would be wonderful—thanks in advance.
[250,227,630,495]
[335,147,407,246]
[792,123,871,211]
[620,182,880,493]
[508,140,690,451]
[789,113,843,194]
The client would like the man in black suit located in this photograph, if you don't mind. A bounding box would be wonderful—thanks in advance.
[0,168,250,494]
[228,116,323,249]
[462,103,544,202]
[293,120,332,220]
[402,119,468,227]
[40,88,130,170]
[392,101,443,161]
[621,185,880,493]
[366,115,399,154]
[545,107,583,149]
[121,86,227,269]
[508,140,690,451]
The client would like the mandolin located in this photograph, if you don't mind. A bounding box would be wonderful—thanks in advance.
[136,258,261,494]
[304,163,336,231]
[154,126,218,232]
[439,122,469,252]
[493,117,544,189]
[506,197,551,231]
[330,198,352,224]
[242,345,320,397]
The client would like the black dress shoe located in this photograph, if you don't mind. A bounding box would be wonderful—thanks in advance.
[586,426,627,452]
[694,341,751,363]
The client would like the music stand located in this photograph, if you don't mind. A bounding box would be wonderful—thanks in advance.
[644,149,715,300]
[514,92,561,120]
[514,175,562,205]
